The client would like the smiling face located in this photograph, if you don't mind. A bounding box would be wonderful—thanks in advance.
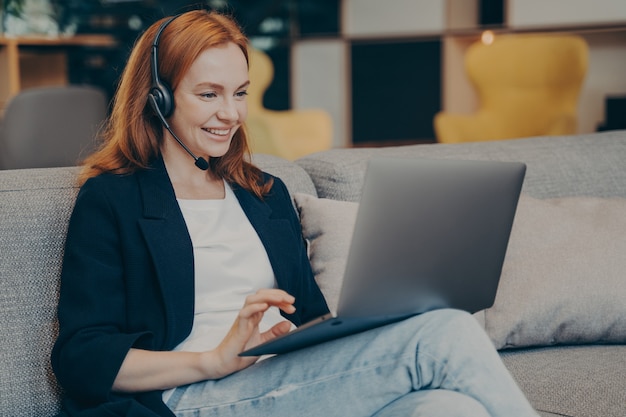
[167,42,249,161]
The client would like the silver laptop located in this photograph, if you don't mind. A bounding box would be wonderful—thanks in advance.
[240,157,526,357]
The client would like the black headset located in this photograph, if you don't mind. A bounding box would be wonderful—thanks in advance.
[148,14,179,118]
[147,13,209,171]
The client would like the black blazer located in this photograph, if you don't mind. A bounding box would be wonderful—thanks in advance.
[51,157,329,417]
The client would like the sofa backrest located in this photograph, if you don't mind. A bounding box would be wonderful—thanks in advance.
[0,154,315,417]
[296,130,626,202]
[0,167,78,417]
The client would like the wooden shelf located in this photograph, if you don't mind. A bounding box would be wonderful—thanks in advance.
[0,34,116,112]
[0,34,117,47]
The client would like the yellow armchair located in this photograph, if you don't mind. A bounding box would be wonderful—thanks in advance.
[246,47,333,160]
[435,33,588,143]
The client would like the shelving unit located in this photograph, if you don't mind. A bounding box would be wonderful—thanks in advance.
[290,0,626,147]
[0,35,116,113]
[2,1,622,145]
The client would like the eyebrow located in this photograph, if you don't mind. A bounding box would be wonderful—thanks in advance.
[196,80,250,91]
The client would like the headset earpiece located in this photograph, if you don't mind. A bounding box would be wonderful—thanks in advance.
[148,79,174,118]
[149,15,178,118]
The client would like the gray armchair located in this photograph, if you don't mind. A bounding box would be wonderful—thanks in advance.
[0,85,108,170]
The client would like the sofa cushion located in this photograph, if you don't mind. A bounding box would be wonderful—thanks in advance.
[482,195,626,349]
[252,153,317,197]
[297,130,626,202]
[294,192,626,350]
[500,345,626,417]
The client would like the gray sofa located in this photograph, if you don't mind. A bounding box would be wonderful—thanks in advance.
[1,130,625,417]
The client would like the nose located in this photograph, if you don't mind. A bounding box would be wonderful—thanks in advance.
[217,98,238,122]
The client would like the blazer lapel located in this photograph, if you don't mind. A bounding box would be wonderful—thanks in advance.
[136,158,195,348]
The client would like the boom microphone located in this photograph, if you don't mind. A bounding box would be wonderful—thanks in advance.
[148,94,209,171]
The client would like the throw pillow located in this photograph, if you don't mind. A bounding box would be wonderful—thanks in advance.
[294,193,358,313]
[483,195,626,349]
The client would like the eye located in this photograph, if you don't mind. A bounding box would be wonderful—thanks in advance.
[235,90,248,98]
[200,92,217,99]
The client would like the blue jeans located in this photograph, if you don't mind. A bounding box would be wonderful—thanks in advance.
[165,309,538,417]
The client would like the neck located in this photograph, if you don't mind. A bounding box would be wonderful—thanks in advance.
[161,143,224,200]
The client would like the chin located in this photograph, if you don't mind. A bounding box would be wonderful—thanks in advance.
[207,143,232,159]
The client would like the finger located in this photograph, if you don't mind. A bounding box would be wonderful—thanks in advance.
[244,290,295,310]
[238,301,295,323]
[248,289,294,304]
[270,320,293,337]
[238,302,269,320]
[259,321,292,343]
[278,302,296,315]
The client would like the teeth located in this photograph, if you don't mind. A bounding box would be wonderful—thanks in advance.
[205,128,229,135]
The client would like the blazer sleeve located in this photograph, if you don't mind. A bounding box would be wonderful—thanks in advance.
[51,176,152,403]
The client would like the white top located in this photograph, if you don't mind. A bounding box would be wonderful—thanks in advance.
[173,181,289,353]
[163,182,291,401]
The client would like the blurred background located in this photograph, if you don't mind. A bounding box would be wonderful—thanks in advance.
[1,0,625,152]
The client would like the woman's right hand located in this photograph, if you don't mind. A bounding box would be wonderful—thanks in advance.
[113,289,295,392]
[206,288,296,379]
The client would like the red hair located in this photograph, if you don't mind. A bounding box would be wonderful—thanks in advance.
[79,10,272,197]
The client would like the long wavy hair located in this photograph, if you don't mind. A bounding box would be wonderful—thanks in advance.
[79,10,272,197]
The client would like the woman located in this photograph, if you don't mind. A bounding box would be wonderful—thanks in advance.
[52,9,539,417]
